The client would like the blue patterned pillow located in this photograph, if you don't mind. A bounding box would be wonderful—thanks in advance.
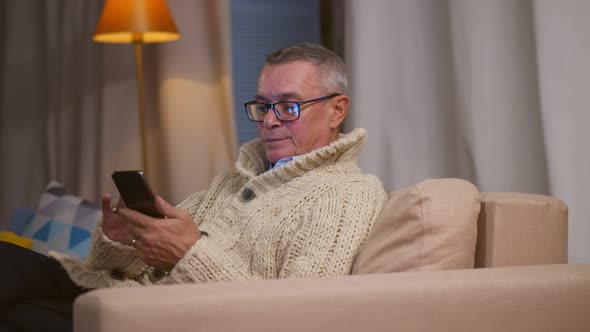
[9,181,101,259]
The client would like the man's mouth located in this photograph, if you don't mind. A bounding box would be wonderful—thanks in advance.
[264,137,287,142]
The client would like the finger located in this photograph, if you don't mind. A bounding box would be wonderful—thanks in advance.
[155,196,188,219]
[101,193,113,214]
[116,197,126,208]
[117,208,151,228]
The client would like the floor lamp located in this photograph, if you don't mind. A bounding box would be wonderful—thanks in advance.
[93,0,180,175]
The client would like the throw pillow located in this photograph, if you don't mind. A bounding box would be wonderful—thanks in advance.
[352,178,480,274]
[9,181,101,259]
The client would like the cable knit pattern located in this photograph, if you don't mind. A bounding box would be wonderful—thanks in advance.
[50,128,387,289]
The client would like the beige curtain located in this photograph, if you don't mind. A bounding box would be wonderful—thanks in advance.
[0,0,235,227]
[155,0,236,204]
[345,0,590,263]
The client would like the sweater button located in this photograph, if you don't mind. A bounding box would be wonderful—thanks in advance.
[110,268,125,280]
[241,188,256,201]
[150,269,168,281]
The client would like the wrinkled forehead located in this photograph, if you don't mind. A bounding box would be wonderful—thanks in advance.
[257,61,321,101]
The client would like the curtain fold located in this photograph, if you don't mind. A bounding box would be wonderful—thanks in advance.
[155,0,236,204]
[1,0,236,227]
[345,0,589,262]
[533,0,590,264]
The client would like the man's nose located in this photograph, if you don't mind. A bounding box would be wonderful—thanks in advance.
[262,108,282,128]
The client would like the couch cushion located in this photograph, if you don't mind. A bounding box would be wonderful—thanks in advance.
[352,178,480,274]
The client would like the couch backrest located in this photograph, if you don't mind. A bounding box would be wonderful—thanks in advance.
[352,178,569,275]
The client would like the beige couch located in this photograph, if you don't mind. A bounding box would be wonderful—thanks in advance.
[74,179,590,332]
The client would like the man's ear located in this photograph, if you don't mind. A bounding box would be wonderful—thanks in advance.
[329,95,350,129]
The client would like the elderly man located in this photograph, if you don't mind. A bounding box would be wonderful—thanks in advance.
[1,43,387,330]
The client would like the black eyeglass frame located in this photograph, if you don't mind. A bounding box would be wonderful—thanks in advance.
[244,93,341,122]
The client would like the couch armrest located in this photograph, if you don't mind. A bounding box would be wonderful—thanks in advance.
[475,192,568,267]
[75,264,590,332]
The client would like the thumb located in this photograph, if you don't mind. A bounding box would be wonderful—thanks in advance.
[154,196,183,219]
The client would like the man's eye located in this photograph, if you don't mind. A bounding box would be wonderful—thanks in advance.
[278,103,296,114]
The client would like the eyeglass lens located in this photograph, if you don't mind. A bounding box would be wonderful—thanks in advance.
[248,102,299,121]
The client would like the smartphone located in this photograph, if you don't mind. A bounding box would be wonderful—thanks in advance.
[111,170,163,218]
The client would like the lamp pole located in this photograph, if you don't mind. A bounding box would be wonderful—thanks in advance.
[133,42,149,175]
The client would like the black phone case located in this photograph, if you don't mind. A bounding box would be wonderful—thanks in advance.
[111,170,162,218]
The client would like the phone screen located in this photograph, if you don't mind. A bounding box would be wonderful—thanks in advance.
[112,170,162,218]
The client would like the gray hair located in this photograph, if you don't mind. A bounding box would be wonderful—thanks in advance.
[265,43,348,94]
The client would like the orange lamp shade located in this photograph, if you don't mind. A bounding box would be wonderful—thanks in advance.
[94,0,180,44]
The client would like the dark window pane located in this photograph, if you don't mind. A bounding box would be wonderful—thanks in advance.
[231,0,321,145]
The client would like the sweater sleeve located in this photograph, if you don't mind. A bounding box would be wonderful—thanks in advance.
[278,179,388,278]
[84,223,146,275]
[164,235,261,283]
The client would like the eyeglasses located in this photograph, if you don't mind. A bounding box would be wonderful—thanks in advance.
[244,93,340,122]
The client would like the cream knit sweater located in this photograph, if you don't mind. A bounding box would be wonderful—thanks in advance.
[50,128,387,289]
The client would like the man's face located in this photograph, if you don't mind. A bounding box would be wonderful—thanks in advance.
[256,61,340,164]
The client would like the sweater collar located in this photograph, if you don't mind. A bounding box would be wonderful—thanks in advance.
[235,128,367,183]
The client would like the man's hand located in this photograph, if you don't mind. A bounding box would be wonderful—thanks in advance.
[101,193,134,246]
[116,196,201,271]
